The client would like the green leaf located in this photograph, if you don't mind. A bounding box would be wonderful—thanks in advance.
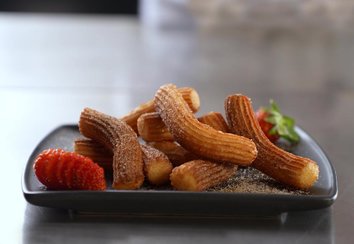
[270,99,280,112]
[265,116,277,125]
[269,126,278,135]
[263,100,300,145]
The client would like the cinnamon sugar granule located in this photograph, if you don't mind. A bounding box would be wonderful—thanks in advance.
[209,167,309,195]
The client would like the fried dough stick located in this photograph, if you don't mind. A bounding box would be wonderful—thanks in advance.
[75,139,173,185]
[122,87,200,133]
[79,108,144,190]
[147,141,197,167]
[137,111,230,142]
[198,112,230,133]
[170,160,237,191]
[154,84,257,166]
[225,94,319,189]
[141,144,173,185]
[144,112,230,166]
[74,139,113,171]
[137,112,175,142]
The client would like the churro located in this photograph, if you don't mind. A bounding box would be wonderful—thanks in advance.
[197,112,230,133]
[74,139,113,171]
[141,144,173,185]
[154,84,257,166]
[75,139,173,185]
[147,141,197,166]
[225,95,319,189]
[137,112,174,142]
[121,87,200,133]
[79,108,144,190]
[138,111,230,142]
[170,160,238,191]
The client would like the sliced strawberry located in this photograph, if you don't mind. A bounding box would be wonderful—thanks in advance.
[33,149,106,190]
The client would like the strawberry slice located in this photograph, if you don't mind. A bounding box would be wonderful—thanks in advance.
[256,100,300,145]
[33,148,106,190]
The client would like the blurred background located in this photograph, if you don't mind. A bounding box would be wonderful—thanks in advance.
[1,1,354,243]
[1,0,354,141]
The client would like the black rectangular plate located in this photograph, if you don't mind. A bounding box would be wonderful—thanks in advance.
[22,125,338,216]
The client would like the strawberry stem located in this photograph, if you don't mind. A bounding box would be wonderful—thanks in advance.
[263,100,300,145]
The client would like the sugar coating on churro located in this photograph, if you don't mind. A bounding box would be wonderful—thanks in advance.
[170,160,238,191]
[225,95,319,189]
[79,108,144,190]
[141,144,173,185]
[74,138,173,185]
[154,84,257,166]
[71,84,319,193]
[74,138,113,171]
[147,141,197,167]
[138,111,229,142]
[197,111,230,133]
[121,87,200,133]
[181,87,200,113]
[137,112,175,142]
[121,100,155,133]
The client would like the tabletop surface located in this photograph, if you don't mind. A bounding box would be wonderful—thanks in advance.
[1,12,353,244]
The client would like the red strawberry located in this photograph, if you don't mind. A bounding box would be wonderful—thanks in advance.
[256,100,300,145]
[256,108,280,143]
[33,148,106,190]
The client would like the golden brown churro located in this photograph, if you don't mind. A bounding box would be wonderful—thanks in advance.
[75,139,173,185]
[140,144,173,185]
[147,141,197,166]
[170,160,238,191]
[74,139,113,171]
[79,108,144,190]
[225,95,319,189]
[121,87,200,133]
[197,112,230,133]
[137,112,174,142]
[138,111,230,142]
[154,84,257,166]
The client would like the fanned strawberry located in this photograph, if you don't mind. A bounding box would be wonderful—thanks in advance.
[256,100,300,145]
[33,148,106,190]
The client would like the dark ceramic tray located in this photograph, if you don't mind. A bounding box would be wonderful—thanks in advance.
[22,125,337,216]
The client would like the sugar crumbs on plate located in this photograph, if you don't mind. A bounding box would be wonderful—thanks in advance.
[209,167,309,195]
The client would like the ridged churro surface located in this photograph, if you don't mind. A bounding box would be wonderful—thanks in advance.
[138,111,230,142]
[137,112,174,142]
[120,100,155,133]
[74,139,113,171]
[197,112,230,133]
[121,87,200,133]
[147,141,197,166]
[154,84,257,166]
[141,144,173,185]
[79,108,144,190]
[225,95,319,189]
[170,160,237,191]
[75,139,173,185]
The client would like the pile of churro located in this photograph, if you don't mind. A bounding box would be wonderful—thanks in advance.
[73,83,319,191]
